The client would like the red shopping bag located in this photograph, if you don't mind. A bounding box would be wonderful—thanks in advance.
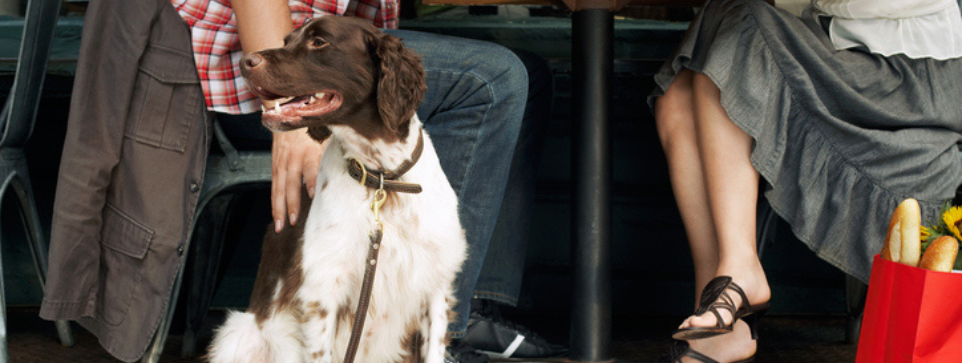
[856,255,962,363]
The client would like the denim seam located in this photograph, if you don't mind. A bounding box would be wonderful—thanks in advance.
[426,69,494,336]
[429,69,496,202]
[472,291,519,306]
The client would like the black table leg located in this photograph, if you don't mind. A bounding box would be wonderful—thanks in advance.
[570,8,613,363]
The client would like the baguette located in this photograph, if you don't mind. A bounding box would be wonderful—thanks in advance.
[881,198,921,267]
[919,236,959,272]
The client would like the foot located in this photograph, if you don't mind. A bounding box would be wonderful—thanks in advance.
[461,299,568,359]
[661,321,757,363]
[679,268,771,333]
[445,340,490,363]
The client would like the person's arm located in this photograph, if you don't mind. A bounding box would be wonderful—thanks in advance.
[232,0,291,52]
[233,0,326,233]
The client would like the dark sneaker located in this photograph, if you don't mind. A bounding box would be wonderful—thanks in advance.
[446,340,490,363]
[461,299,568,359]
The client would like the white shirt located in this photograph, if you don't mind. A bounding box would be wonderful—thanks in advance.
[810,0,962,60]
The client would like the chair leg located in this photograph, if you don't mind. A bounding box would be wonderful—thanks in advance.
[9,177,74,347]
[142,244,190,363]
[181,195,237,358]
[845,274,868,344]
[1,234,9,363]
[756,198,778,260]
[142,192,236,363]
[142,197,208,363]
[756,198,868,344]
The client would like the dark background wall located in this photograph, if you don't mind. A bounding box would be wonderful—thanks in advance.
[0,12,848,324]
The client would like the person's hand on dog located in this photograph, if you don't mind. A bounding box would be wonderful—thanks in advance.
[271,129,328,233]
[232,0,309,233]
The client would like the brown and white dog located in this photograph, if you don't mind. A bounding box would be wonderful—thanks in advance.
[207,16,466,363]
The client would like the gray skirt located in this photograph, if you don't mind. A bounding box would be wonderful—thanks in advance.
[649,0,962,282]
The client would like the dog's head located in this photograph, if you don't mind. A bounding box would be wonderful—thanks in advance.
[240,16,426,142]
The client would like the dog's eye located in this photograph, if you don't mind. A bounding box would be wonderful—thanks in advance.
[309,37,328,49]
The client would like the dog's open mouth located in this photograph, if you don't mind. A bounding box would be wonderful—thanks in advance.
[253,86,343,127]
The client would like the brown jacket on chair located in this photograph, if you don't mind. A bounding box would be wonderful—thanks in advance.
[38,0,209,361]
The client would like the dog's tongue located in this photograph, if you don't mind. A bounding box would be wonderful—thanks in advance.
[264,93,331,113]
[261,92,341,126]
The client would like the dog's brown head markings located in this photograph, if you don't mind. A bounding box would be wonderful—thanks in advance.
[240,16,426,143]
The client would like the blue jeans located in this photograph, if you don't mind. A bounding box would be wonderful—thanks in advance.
[473,50,552,308]
[387,29,551,337]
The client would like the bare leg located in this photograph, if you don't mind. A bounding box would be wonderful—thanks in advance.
[686,71,771,323]
[655,69,720,301]
[656,70,771,362]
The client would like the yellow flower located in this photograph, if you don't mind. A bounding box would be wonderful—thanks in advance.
[942,206,962,241]
[921,225,932,242]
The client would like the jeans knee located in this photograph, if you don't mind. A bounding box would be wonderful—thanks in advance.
[483,47,529,104]
[464,44,528,136]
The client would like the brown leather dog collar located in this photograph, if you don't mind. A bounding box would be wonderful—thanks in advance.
[346,129,424,194]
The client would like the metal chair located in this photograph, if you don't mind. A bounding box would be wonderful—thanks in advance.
[0,0,76,360]
[141,120,272,363]
[755,197,868,345]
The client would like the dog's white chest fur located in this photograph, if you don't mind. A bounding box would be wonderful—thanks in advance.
[303,119,465,361]
[209,116,466,363]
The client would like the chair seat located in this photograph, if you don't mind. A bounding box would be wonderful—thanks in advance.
[200,151,272,202]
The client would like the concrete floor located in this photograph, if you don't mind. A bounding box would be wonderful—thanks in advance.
[7,306,857,363]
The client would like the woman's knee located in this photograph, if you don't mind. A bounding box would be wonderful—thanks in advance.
[655,70,697,148]
[691,71,720,99]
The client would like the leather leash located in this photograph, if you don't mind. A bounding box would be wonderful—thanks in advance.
[343,130,424,363]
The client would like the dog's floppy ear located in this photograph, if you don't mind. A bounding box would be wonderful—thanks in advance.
[371,32,426,136]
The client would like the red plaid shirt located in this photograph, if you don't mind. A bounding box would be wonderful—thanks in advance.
[171,0,398,114]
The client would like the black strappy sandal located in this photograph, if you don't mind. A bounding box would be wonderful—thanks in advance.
[672,276,770,341]
[658,341,755,363]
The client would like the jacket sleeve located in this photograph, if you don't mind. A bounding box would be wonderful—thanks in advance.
[39,0,166,319]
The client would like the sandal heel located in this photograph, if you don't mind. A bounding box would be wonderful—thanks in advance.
[743,306,768,340]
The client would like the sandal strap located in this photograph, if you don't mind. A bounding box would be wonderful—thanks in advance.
[683,347,721,363]
[725,280,754,315]
[696,276,755,329]
[662,343,720,363]
[695,276,733,314]
[662,342,689,363]
[709,307,727,329]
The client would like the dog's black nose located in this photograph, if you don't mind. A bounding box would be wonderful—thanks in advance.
[242,54,264,70]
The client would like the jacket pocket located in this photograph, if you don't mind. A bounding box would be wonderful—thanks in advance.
[125,43,202,152]
[98,204,154,326]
